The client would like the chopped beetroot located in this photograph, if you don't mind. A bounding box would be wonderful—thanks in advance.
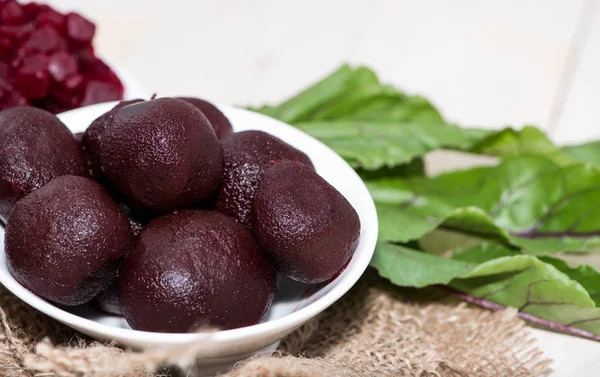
[0,37,12,56]
[49,84,82,109]
[73,45,95,65]
[81,80,123,106]
[0,80,29,108]
[22,3,41,19]
[16,53,50,99]
[63,73,84,90]
[0,61,10,79]
[48,51,77,82]
[1,1,25,25]
[0,2,123,113]
[66,12,95,44]
[22,26,67,53]
[36,6,66,32]
[0,24,35,42]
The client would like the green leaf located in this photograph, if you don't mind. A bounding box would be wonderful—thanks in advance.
[540,256,600,306]
[452,244,600,336]
[371,242,600,336]
[295,120,490,169]
[253,64,371,124]
[250,64,444,127]
[564,142,600,168]
[470,126,575,165]
[370,242,476,288]
[368,155,600,254]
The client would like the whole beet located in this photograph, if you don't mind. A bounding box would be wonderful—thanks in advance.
[215,130,313,227]
[81,99,143,180]
[251,161,360,284]
[100,98,223,215]
[0,107,87,223]
[119,210,275,333]
[5,175,134,305]
[178,97,233,140]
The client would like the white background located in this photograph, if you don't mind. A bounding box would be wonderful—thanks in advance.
[44,1,600,375]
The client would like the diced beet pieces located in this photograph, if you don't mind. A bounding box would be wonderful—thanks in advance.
[63,73,84,90]
[22,3,42,19]
[1,1,25,25]
[0,79,28,110]
[0,37,12,56]
[23,3,41,19]
[16,54,50,99]
[22,26,67,53]
[73,45,95,66]
[35,5,66,31]
[66,12,95,44]
[0,61,10,79]
[49,85,82,108]
[0,24,35,42]
[48,51,78,82]
[81,80,123,106]
[0,2,123,113]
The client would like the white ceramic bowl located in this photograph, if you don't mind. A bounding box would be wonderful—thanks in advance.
[0,102,378,368]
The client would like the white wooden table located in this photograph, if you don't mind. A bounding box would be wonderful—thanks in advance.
[46,1,600,375]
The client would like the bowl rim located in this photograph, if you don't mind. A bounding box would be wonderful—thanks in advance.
[0,102,379,345]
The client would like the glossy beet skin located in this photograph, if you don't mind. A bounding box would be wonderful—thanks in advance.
[5,175,134,306]
[0,107,87,222]
[100,98,223,215]
[81,99,143,179]
[252,161,360,284]
[119,210,275,333]
[215,130,313,227]
[178,97,233,140]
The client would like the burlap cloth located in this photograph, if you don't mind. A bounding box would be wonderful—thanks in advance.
[0,271,551,377]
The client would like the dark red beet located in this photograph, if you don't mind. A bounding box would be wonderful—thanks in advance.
[48,51,77,82]
[178,97,233,140]
[66,12,95,44]
[1,1,25,25]
[5,175,134,306]
[81,99,143,180]
[35,6,65,31]
[100,98,223,215]
[16,53,50,99]
[0,107,87,222]
[0,80,28,109]
[0,2,123,112]
[22,3,41,19]
[215,130,313,227]
[0,37,12,56]
[92,281,122,316]
[63,73,84,90]
[119,210,275,333]
[22,26,67,53]
[0,24,34,42]
[81,80,122,106]
[251,161,360,283]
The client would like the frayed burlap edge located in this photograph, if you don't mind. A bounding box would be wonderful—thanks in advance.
[1,272,551,377]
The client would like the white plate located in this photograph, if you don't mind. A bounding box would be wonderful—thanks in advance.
[0,102,378,368]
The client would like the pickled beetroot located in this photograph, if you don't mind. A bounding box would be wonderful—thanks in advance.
[0,1,123,113]
[66,12,95,44]
[48,51,77,82]
[16,54,50,99]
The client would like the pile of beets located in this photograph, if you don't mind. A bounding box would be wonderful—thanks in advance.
[0,1,123,113]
